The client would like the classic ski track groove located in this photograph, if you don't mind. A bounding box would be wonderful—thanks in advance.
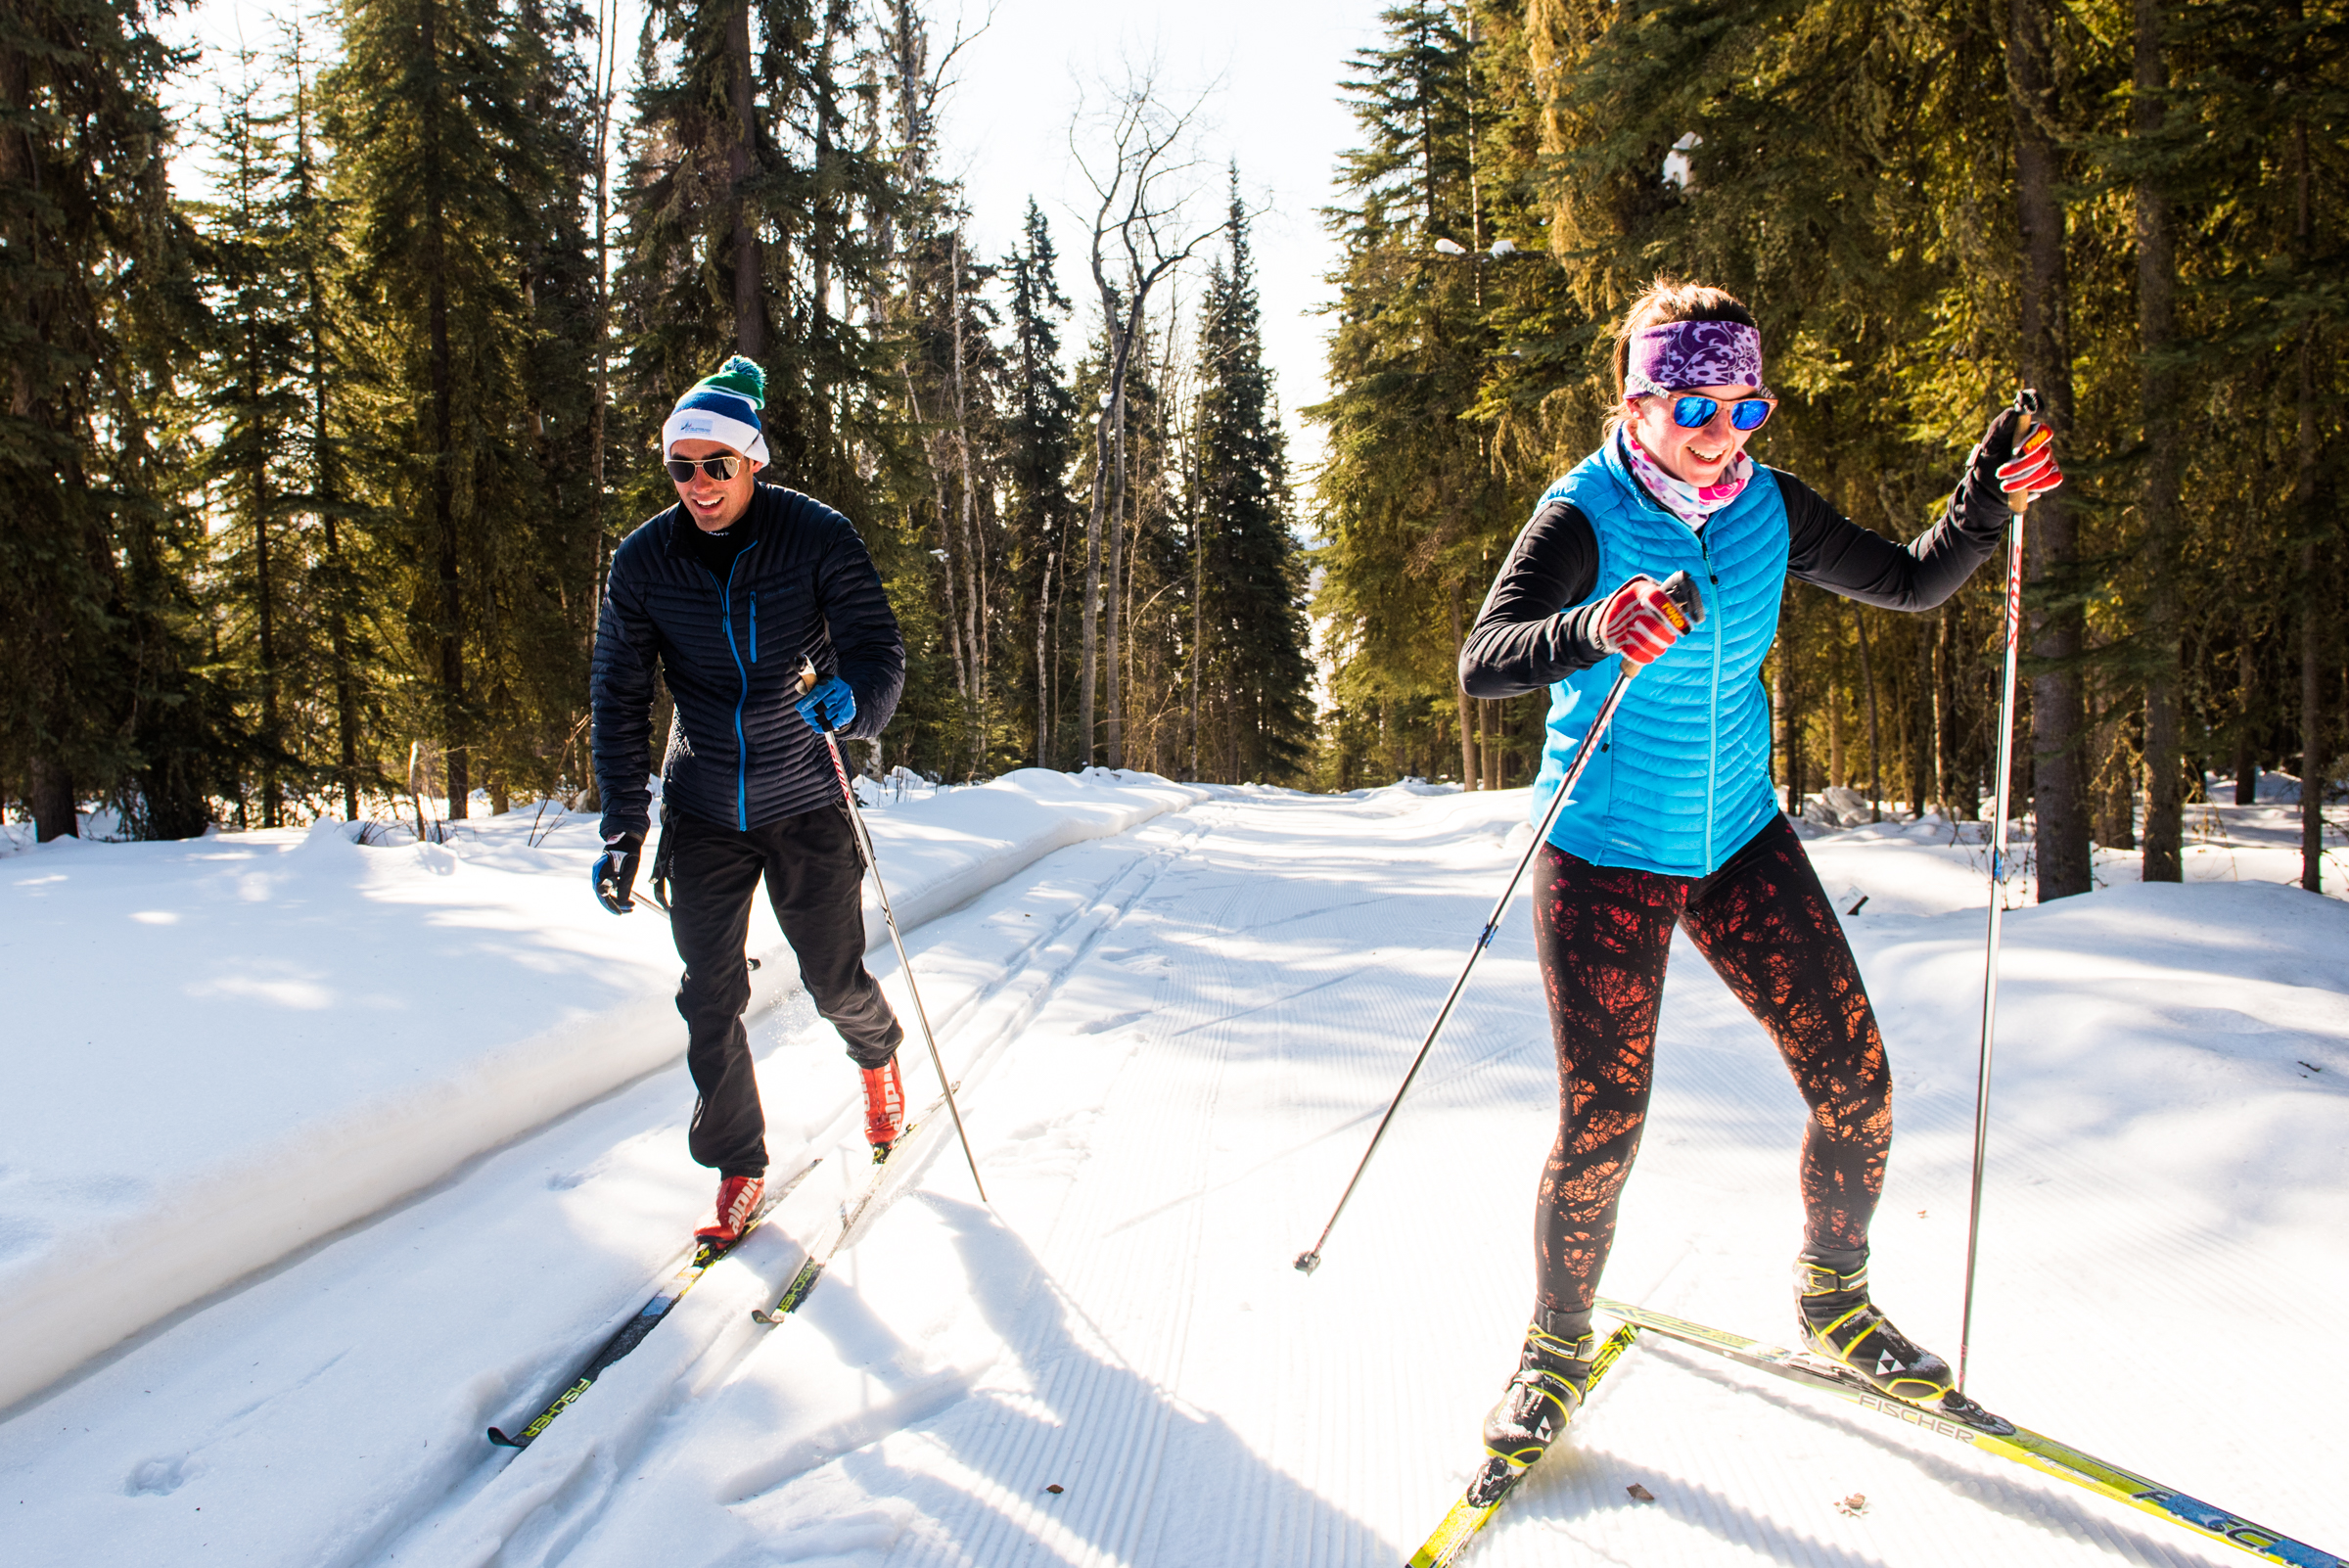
[466,819,1216,1568]
[887,811,1234,1566]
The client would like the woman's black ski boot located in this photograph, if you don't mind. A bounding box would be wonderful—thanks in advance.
[1794,1250,1958,1406]
[1470,1313,1595,1504]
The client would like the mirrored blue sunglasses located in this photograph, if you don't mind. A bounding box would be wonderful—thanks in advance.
[1671,393,1773,432]
[1629,372,1775,432]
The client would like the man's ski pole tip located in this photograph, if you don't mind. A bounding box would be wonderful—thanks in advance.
[1293,1250,1321,1275]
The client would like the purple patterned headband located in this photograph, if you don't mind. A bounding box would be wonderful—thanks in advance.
[1626,319,1767,395]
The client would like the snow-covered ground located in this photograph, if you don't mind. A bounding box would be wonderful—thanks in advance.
[3,782,2343,1566]
[0,767,1201,1413]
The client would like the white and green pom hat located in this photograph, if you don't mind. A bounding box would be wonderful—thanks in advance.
[662,355,768,464]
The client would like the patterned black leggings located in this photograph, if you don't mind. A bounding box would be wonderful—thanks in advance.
[1531,814,1890,1317]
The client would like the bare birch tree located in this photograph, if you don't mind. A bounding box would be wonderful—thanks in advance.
[1070,69,1218,767]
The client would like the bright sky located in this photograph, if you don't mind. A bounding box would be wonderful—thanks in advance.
[159,0,1388,484]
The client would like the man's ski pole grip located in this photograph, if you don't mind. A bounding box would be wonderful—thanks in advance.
[1658,569,1706,632]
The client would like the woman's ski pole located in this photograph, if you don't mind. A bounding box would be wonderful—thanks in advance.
[800,666,988,1202]
[1957,389,2043,1391]
[1294,571,1705,1275]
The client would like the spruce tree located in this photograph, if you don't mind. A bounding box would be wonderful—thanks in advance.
[326,0,558,818]
[1000,199,1079,766]
[1311,3,1513,788]
[192,55,309,827]
[0,0,217,838]
[1191,178,1313,783]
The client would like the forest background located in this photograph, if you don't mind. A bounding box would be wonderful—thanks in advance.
[3,0,2341,900]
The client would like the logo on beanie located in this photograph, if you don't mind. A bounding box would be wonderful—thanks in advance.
[661,355,771,464]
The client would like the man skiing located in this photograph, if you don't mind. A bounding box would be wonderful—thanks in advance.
[589,355,909,1244]
[1455,279,2061,1494]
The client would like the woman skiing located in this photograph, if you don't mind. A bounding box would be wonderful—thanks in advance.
[1456,278,2060,1490]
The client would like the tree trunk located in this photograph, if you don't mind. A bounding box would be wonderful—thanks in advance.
[1105,373,1129,768]
[1935,600,1969,819]
[421,0,467,819]
[1854,601,1882,820]
[309,251,357,820]
[2291,116,2327,894]
[1077,318,1129,767]
[1826,671,1845,788]
[1192,502,1206,780]
[948,235,986,774]
[2007,0,2088,897]
[29,757,76,842]
[1037,539,1056,767]
[1910,620,1932,817]
[1453,580,1476,788]
[727,0,761,358]
[2136,0,2184,883]
[588,0,614,669]
[2233,640,2257,804]
[248,311,280,829]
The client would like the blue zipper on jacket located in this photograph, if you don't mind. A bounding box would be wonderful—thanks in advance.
[704,557,751,831]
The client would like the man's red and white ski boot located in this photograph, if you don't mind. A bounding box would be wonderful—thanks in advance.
[695,1174,764,1245]
[861,1057,905,1161]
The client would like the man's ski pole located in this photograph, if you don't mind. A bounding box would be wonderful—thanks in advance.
[1958,388,2044,1392]
[1294,571,1705,1275]
[800,666,988,1202]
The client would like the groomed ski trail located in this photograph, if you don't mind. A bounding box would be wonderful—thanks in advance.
[2,785,2341,1568]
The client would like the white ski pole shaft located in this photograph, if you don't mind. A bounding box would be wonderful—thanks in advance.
[1294,571,1705,1275]
[803,672,989,1203]
[1958,390,2041,1392]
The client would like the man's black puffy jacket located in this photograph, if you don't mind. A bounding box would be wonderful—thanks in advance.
[592,484,904,840]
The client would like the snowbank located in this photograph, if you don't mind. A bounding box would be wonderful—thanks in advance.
[0,768,1202,1413]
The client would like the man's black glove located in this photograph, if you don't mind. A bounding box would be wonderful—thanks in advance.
[592,831,644,914]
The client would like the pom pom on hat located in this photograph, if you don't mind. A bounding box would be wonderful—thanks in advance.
[663,354,769,463]
[693,354,766,408]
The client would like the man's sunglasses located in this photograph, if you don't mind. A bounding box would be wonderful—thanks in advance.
[665,454,746,483]
[1629,373,1775,432]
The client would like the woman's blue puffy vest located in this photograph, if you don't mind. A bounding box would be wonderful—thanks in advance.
[1528,437,1790,876]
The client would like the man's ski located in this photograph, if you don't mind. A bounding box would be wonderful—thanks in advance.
[1406,1323,1642,1568]
[1596,1296,2343,1568]
[751,1086,955,1325]
[485,1159,819,1448]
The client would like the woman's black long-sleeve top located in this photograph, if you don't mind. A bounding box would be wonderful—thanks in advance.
[1459,432,2021,700]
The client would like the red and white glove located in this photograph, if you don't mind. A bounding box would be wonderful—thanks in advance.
[1996,424,2062,499]
[1595,575,1687,668]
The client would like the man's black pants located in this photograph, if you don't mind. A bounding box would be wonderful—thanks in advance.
[667,804,902,1176]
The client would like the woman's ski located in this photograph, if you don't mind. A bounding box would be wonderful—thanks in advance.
[1595,1296,2342,1568]
[1406,1323,1642,1568]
